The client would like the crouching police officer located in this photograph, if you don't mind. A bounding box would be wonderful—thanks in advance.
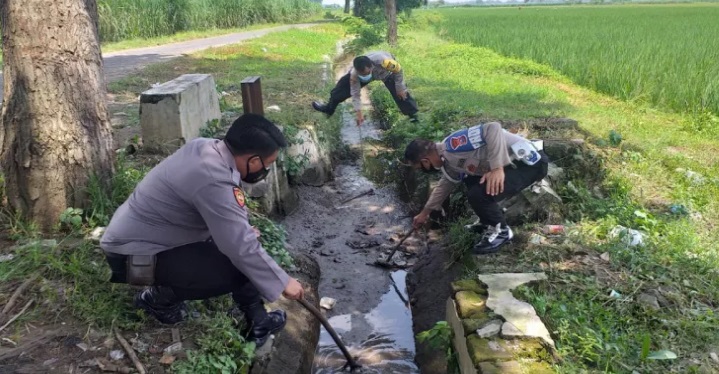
[101,113,304,347]
[404,122,549,254]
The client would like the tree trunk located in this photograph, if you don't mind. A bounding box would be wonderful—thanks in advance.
[344,0,351,13]
[1,0,114,231]
[354,0,361,17]
[385,0,398,46]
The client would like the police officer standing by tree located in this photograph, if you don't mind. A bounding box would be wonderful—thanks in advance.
[312,51,419,125]
[403,122,549,254]
[101,113,304,347]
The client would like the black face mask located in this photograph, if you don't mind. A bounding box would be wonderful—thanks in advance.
[243,156,270,184]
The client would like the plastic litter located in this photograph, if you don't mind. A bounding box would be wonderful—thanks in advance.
[610,225,645,247]
[109,350,125,361]
[319,297,336,310]
[543,225,565,235]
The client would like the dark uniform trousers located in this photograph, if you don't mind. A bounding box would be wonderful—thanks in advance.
[463,151,550,227]
[326,73,419,117]
[106,239,261,306]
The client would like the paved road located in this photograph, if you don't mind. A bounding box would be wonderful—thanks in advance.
[0,23,319,100]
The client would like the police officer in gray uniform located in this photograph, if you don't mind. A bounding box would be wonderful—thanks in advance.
[403,122,549,254]
[101,113,304,347]
[312,51,419,125]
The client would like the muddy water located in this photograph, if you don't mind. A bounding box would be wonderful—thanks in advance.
[313,271,418,373]
[280,90,420,372]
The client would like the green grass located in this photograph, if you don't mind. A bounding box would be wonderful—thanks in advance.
[108,23,346,158]
[1,23,345,372]
[432,4,719,117]
[98,0,321,43]
[362,13,719,373]
[101,22,286,53]
[0,3,326,65]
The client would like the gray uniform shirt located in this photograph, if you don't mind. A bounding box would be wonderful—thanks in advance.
[349,50,407,112]
[100,138,290,302]
[425,122,525,211]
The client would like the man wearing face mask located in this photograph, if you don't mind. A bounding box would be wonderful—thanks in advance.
[403,122,549,254]
[100,113,304,347]
[312,51,419,125]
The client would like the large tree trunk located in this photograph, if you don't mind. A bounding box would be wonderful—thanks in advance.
[354,0,361,17]
[385,0,398,46]
[344,0,351,13]
[1,0,114,231]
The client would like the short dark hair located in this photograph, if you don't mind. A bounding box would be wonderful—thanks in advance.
[224,113,287,158]
[353,56,373,71]
[404,139,435,164]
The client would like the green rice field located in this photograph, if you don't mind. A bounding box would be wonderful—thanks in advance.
[436,4,719,118]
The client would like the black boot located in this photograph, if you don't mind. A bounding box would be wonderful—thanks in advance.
[472,224,514,255]
[409,113,419,123]
[312,101,336,116]
[134,286,186,325]
[238,302,287,347]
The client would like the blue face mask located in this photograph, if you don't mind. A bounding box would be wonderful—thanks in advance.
[358,73,372,82]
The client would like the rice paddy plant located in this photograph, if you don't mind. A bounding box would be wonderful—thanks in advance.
[435,4,719,117]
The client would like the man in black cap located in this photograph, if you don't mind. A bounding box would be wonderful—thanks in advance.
[101,113,304,347]
[404,122,549,254]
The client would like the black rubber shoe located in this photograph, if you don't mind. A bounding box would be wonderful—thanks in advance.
[312,101,334,116]
[134,287,186,325]
[246,309,287,347]
[409,114,419,123]
[472,224,514,255]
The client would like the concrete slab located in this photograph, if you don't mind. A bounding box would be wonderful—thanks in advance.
[477,273,554,347]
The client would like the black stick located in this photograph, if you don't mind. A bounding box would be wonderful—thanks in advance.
[384,227,415,264]
[296,298,362,371]
[340,188,374,205]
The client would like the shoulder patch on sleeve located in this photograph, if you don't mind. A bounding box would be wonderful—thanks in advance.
[233,186,245,208]
[381,59,401,73]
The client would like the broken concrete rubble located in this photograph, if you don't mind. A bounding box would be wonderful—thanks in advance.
[475,320,502,338]
[447,276,556,374]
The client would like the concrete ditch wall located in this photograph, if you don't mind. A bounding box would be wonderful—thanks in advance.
[447,276,556,374]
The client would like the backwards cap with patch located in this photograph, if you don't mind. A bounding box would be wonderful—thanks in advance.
[444,124,486,153]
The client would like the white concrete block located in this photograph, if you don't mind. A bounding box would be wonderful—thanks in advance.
[140,74,221,151]
[477,273,555,348]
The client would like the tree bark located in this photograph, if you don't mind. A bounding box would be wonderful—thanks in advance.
[1,0,114,231]
[385,0,398,46]
[344,0,351,13]
[354,0,361,17]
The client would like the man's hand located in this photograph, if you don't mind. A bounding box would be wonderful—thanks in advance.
[397,90,408,101]
[412,209,431,229]
[356,111,364,126]
[282,278,305,300]
[252,226,261,238]
[479,168,505,196]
